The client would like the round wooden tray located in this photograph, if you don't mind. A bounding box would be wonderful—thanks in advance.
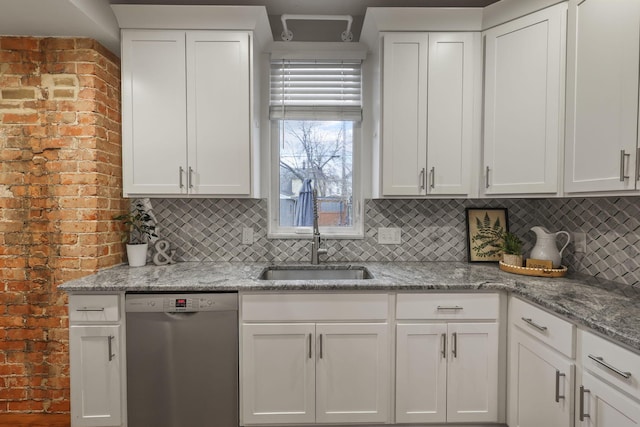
[499,261,567,278]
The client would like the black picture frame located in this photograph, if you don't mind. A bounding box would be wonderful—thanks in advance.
[465,207,509,262]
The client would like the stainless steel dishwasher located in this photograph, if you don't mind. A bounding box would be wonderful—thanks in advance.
[125,293,238,427]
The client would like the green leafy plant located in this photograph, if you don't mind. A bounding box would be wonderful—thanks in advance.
[113,203,157,245]
[498,231,523,255]
[471,213,505,258]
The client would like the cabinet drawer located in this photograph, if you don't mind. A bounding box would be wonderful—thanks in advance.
[510,297,574,358]
[396,293,500,320]
[69,294,120,322]
[580,329,640,399]
[242,293,389,321]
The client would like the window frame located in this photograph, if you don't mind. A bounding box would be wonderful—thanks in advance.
[268,119,363,239]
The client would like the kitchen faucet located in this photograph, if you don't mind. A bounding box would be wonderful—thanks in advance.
[311,188,327,264]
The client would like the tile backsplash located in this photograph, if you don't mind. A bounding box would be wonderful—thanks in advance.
[146,196,640,288]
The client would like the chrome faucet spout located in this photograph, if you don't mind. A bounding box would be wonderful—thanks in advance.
[311,188,327,264]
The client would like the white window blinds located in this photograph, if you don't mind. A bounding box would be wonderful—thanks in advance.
[270,59,362,121]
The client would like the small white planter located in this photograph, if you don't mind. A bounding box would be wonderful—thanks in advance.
[126,243,148,267]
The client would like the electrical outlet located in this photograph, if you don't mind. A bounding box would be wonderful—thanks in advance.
[378,227,402,244]
[573,231,586,253]
[242,227,254,245]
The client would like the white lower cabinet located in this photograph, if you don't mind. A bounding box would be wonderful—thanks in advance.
[69,294,124,427]
[395,293,501,424]
[509,327,574,427]
[578,371,640,427]
[70,326,122,427]
[577,329,640,427]
[241,323,316,424]
[508,298,576,427]
[240,293,390,425]
[315,323,389,424]
[396,322,499,423]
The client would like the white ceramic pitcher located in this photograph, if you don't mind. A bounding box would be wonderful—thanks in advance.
[530,226,570,268]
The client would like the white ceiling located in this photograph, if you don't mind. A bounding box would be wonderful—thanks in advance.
[0,0,499,54]
[110,0,499,16]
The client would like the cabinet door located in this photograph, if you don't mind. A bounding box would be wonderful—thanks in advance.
[315,323,389,424]
[509,327,573,427]
[395,323,447,423]
[483,3,566,194]
[121,30,188,195]
[381,33,429,196]
[427,33,474,195]
[447,322,499,423]
[186,31,252,195]
[241,323,315,424]
[579,371,640,427]
[565,0,640,193]
[69,325,122,427]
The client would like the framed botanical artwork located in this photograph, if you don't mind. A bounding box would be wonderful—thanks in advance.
[465,207,508,262]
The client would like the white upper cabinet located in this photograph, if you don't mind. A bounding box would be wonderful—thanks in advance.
[121,29,255,197]
[381,32,475,197]
[564,0,640,193]
[186,31,251,195]
[483,3,567,195]
[121,30,188,195]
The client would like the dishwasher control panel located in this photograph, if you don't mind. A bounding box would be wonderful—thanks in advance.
[125,293,238,313]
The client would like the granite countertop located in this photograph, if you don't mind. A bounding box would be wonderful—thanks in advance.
[59,261,640,354]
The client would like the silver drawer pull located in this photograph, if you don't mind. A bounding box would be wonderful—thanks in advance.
[76,307,105,312]
[452,332,458,358]
[588,354,632,379]
[579,386,590,421]
[620,150,630,181]
[555,370,566,402]
[437,306,463,311]
[108,335,115,361]
[441,333,447,359]
[521,317,547,332]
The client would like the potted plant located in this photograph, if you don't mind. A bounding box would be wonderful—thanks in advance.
[499,231,523,267]
[113,203,157,267]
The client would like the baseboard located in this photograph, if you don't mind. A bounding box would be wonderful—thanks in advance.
[0,414,70,427]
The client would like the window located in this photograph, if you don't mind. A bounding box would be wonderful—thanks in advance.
[269,59,363,238]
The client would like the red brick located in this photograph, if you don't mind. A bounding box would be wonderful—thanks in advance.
[1,37,40,51]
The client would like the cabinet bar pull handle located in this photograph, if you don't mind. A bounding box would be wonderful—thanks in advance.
[107,335,115,362]
[188,167,194,189]
[429,166,435,189]
[319,334,323,359]
[76,307,105,312]
[419,168,426,190]
[308,333,312,359]
[579,386,590,421]
[441,333,446,359]
[620,150,630,181]
[452,332,457,358]
[179,166,185,189]
[555,370,565,402]
[437,305,463,311]
[485,166,490,188]
[521,317,547,332]
[588,354,632,379]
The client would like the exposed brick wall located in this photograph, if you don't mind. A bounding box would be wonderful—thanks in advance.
[0,36,125,417]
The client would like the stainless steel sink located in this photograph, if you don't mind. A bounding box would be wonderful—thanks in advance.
[259,265,373,280]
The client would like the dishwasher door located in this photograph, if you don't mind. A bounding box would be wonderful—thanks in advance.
[126,293,238,427]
